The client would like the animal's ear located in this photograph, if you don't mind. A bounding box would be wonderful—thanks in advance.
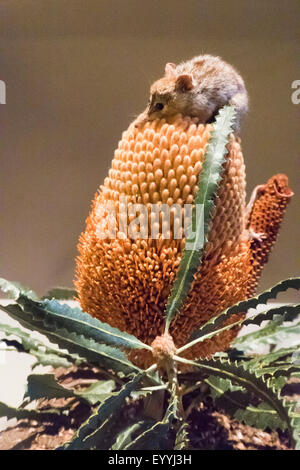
[175,74,195,92]
[165,62,177,78]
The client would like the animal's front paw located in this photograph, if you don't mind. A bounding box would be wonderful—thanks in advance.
[248,227,266,242]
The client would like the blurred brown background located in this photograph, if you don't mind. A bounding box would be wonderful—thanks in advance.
[0,0,299,299]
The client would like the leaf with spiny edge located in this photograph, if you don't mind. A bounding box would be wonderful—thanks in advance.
[0,278,149,352]
[25,374,79,402]
[77,379,116,405]
[249,363,300,379]
[229,346,300,370]
[231,277,300,313]
[188,278,300,342]
[30,351,74,369]
[0,302,140,375]
[164,105,237,331]
[205,375,243,400]
[0,401,67,422]
[262,346,300,367]
[180,303,300,355]
[243,304,300,328]
[174,354,300,448]
[0,322,44,352]
[174,421,190,450]
[234,321,300,351]
[0,322,82,368]
[111,421,154,450]
[124,401,175,450]
[212,348,300,391]
[234,403,300,434]
[206,379,285,430]
[205,375,297,432]
[25,373,116,405]
[40,298,149,350]
[0,277,149,351]
[59,373,144,450]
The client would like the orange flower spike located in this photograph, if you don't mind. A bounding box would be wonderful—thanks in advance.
[75,116,293,368]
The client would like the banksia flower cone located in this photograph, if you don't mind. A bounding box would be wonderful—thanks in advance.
[76,115,292,367]
[246,174,294,296]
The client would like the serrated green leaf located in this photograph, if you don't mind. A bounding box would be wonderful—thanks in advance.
[111,421,154,450]
[0,277,149,351]
[234,402,290,431]
[0,322,42,351]
[130,388,154,401]
[234,321,300,351]
[270,376,289,391]
[0,401,64,421]
[252,346,300,367]
[174,354,299,448]
[230,278,300,314]
[0,322,81,368]
[252,363,300,379]
[25,373,116,405]
[206,376,288,431]
[25,374,78,401]
[30,351,74,369]
[188,278,300,342]
[59,373,144,450]
[77,380,116,405]
[165,105,236,331]
[124,404,175,450]
[221,347,300,390]
[8,285,149,352]
[179,303,300,355]
[40,298,149,350]
[0,302,140,374]
[243,304,300,328]
[174,421,190,450]
[205,375,243,399]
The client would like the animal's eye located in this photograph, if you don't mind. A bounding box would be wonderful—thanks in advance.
[155,102,164,111]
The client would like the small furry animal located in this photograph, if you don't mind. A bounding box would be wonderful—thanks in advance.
[134,54,248,132]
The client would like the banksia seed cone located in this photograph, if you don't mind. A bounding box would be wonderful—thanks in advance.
[76,115,292,367]
[246,174,294,296]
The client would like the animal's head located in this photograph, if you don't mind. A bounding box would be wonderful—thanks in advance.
[135,63,197,127]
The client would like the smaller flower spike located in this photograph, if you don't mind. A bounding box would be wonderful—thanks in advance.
[246,174,294,296]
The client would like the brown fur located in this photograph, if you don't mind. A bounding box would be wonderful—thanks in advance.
[135,54,248,133]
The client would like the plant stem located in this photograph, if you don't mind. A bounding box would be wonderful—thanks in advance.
[166,359,185,424]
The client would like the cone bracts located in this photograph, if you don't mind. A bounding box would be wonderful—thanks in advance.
[75,115,292,367]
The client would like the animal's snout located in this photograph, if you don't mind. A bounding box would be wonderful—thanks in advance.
[134,115,148,128]
[133,109,150,128]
